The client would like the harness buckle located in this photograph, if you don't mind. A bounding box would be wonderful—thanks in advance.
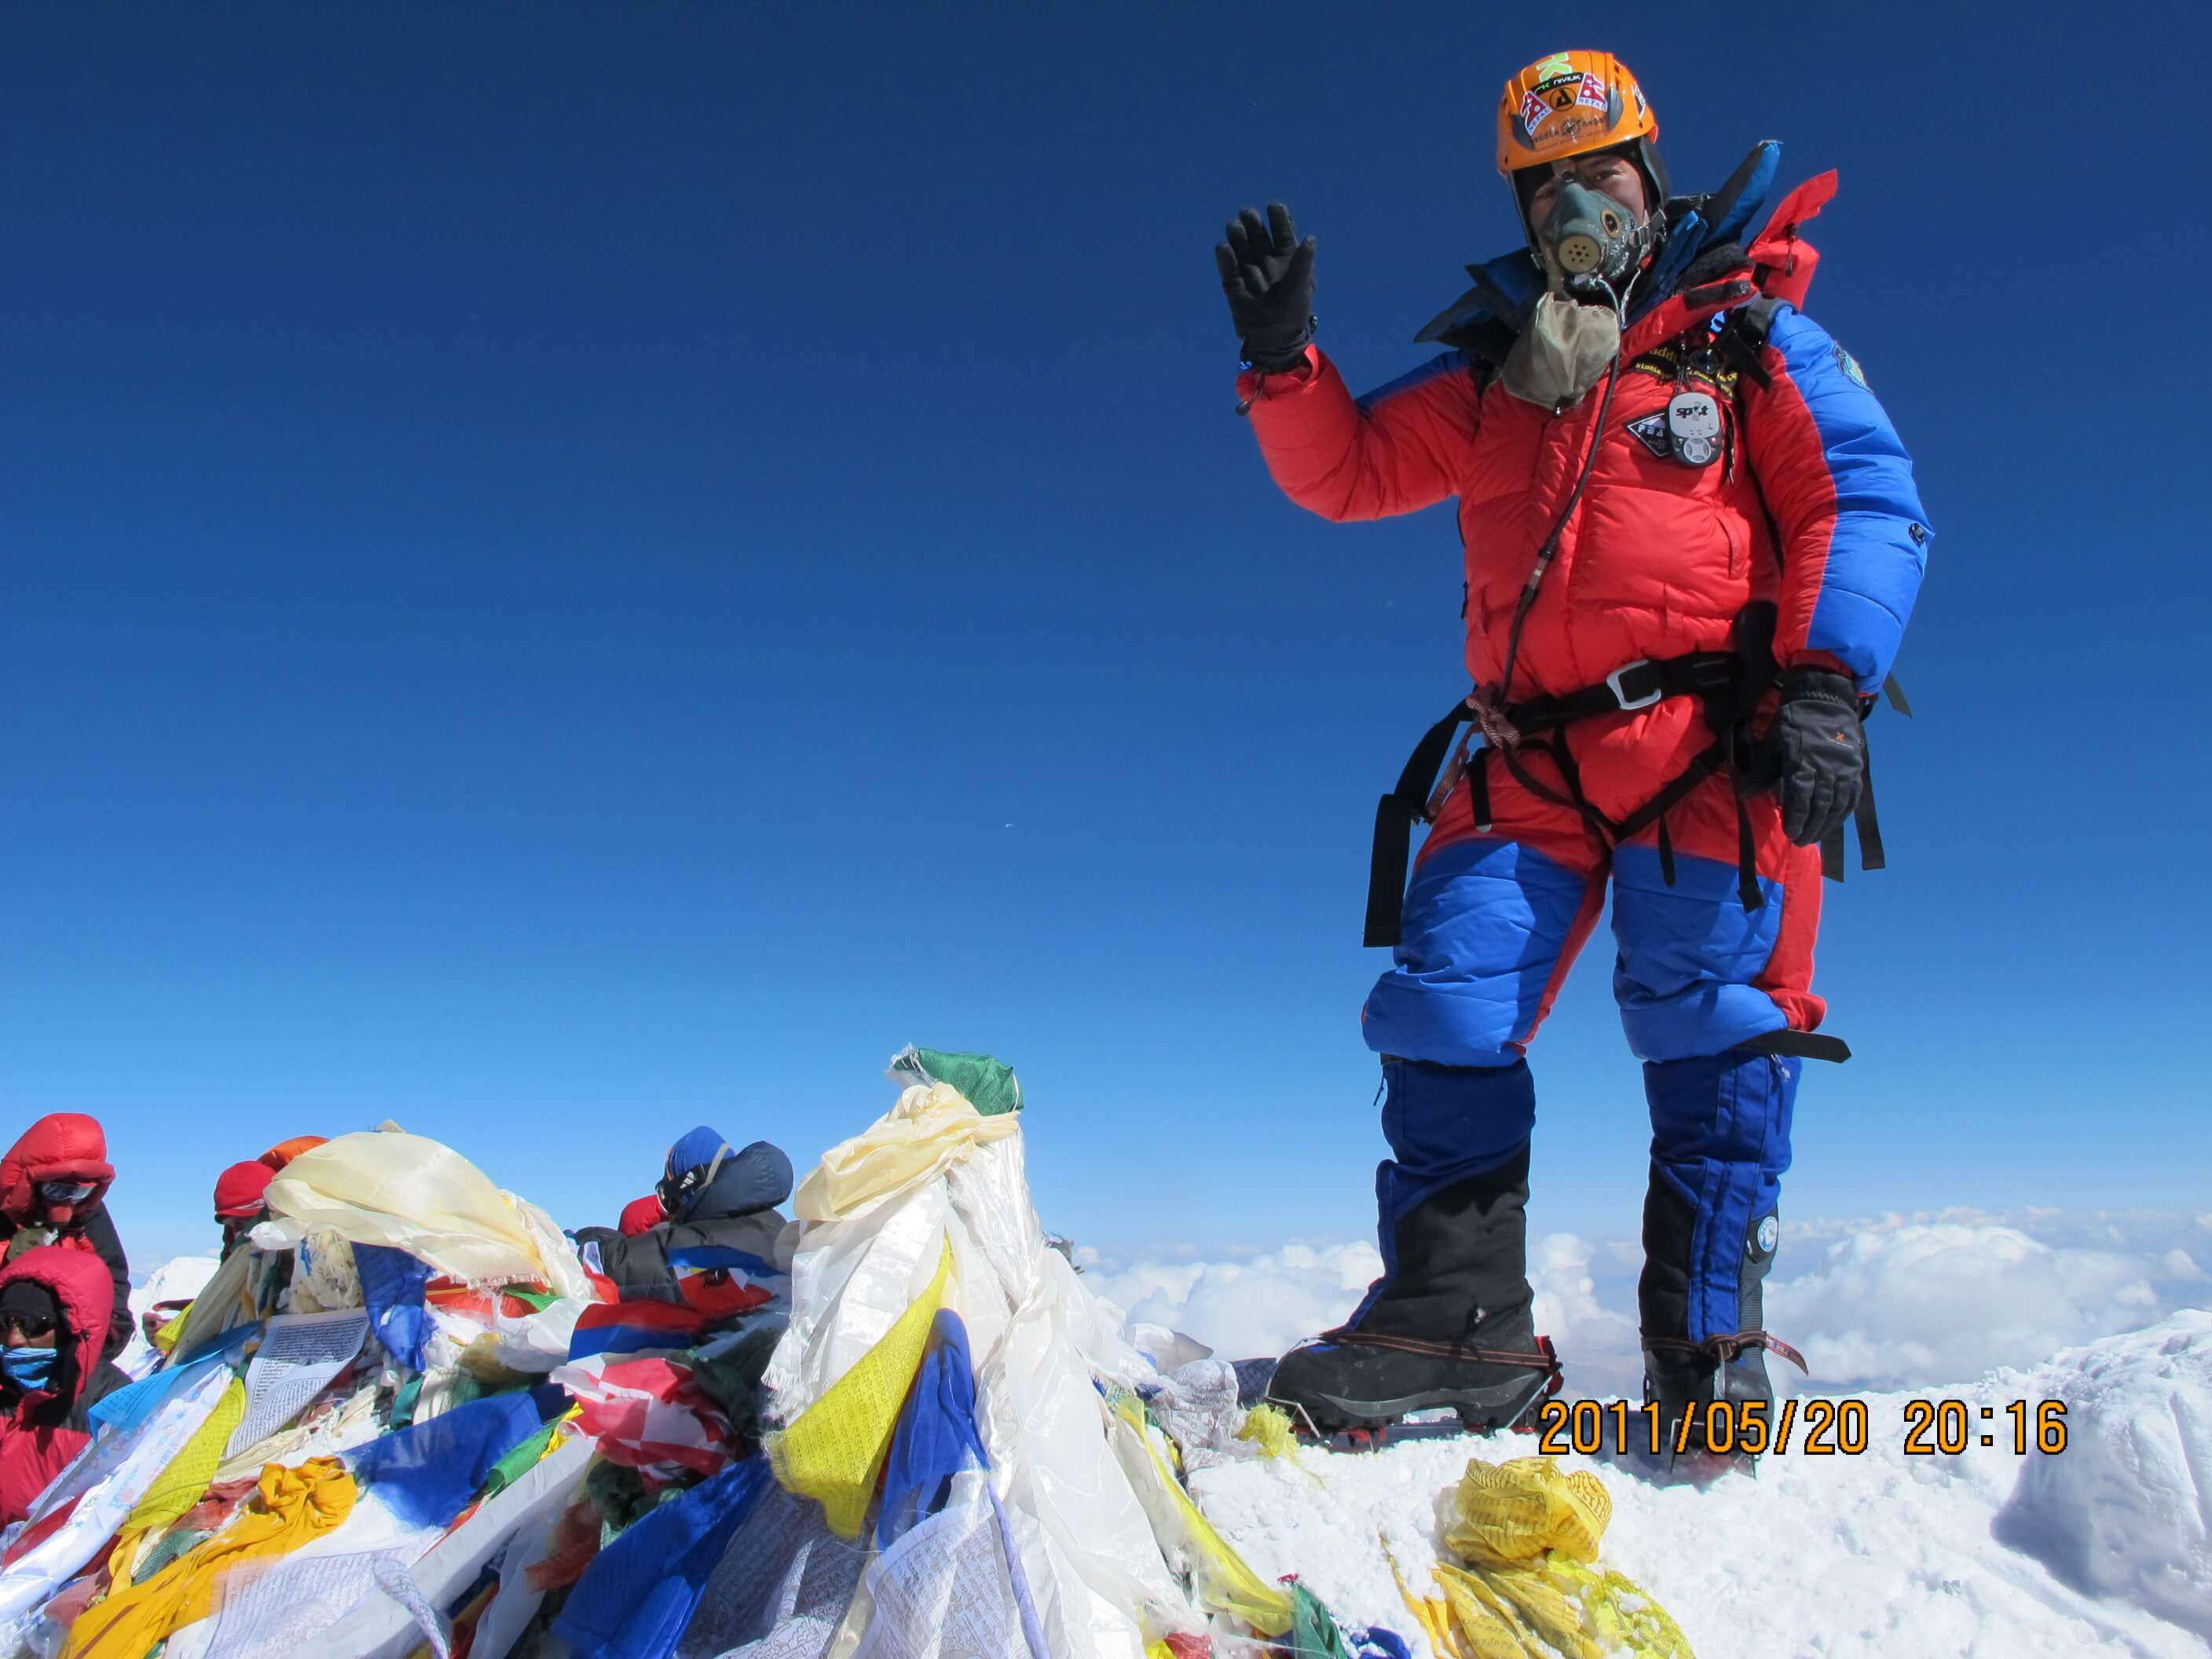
[1605,659,1664,711]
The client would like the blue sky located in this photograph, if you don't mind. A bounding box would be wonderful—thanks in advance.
[5,5,2207,1275]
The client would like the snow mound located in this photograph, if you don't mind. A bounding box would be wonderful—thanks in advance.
[1188,1313,2212,1659]
[1994,1309,2212,1639]
[129,1253,222,1316]
[114,1253,222,1378]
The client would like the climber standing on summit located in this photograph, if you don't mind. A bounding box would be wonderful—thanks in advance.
[1215,52,1928,1460]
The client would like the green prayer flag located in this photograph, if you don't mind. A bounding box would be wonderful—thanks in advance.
[482,1419,559,1500]
[890,1046,1023,1116]
[1290,1584,1357,1658]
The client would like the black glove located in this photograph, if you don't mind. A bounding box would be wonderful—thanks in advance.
[1214,202,1316,372]
[1768,668,1867,847]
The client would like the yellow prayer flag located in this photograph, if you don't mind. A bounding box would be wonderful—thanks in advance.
[767,1236,954,1539]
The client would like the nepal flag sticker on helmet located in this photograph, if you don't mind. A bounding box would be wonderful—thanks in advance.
[1525,64,1610,137]
[1666,390,1722,467]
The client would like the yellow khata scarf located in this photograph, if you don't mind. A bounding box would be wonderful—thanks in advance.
[63,1456,357,1659]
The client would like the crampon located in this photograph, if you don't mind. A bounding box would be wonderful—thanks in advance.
[1263,1331,1563,1450]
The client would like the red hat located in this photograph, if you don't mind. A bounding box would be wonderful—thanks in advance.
[214,1160,276,1219]
[617,1194,667,1236]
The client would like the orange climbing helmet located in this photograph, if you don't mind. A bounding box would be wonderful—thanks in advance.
[1496,49,1657,174]
[1496,50,1668,246]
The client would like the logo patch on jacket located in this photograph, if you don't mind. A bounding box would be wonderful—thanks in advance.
[1625,411,1673,460]
[1834,342,1869,388]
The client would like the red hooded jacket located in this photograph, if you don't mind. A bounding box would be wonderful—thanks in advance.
[0,1247,119,1527]
[0,1116,131,1361]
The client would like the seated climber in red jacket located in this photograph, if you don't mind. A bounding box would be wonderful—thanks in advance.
[0,1246,130,1527]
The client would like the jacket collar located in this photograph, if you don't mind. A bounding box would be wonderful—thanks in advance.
[1415,141,1786,357]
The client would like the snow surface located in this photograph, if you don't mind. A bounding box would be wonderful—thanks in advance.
[108,1233,2210,1654]
[1190,1312,2212,1659]
[1993,1314,2212,1640]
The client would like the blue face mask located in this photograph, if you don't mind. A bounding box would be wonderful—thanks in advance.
[1,1346,58,1393]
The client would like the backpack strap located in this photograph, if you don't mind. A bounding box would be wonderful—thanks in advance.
[1365,699,1479,948]
[1712,294,1789,391]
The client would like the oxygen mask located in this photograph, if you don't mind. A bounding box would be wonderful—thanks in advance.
[1537,177,1651,302]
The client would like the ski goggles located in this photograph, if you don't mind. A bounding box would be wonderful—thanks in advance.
[38,1180,97,1204]
[0,1311,57,1341]
[657,1153,724,1217]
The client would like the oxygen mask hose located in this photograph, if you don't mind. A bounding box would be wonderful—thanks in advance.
[1495,302,1626,706]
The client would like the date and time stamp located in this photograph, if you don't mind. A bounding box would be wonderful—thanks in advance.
[1533,1397,2071,1459]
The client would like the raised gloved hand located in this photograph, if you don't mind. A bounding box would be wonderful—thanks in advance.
[1768,668,1867,846]
[1214,202,1317,372]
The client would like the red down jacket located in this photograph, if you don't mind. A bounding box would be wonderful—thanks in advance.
[1236,176,1922,706]
[0,1246,121,1527]
[0,1115,133,1361]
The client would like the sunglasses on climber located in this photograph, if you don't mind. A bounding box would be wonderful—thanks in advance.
[0,1312,57,1342]
[38,1181,97,1205]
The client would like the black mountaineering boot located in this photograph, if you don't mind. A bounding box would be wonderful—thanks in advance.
[1265,1144,1561,1437]
[1640,1188,1806,1474]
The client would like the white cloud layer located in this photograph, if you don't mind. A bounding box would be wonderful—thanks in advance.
[1769,1222,2161,1388]
[1083,1208,2212,1396]
[1083,1241,1385,1363]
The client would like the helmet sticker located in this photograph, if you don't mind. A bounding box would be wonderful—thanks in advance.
[1532,52,1577,82]
[1528,69,1613,135]
[1534,112,1610,151]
